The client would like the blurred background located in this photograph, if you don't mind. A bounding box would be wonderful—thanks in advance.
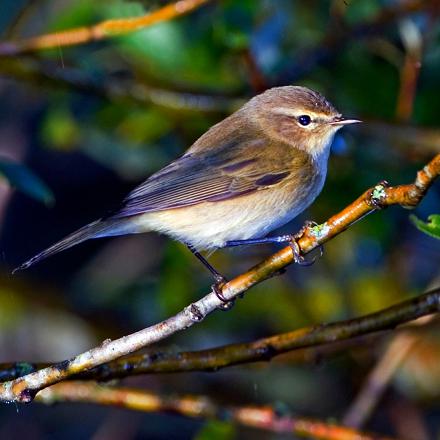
[0,0,439,438]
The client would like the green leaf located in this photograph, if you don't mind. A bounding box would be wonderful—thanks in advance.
[0,160,54,205]
[194,420,235,440]
[410,214,440,240]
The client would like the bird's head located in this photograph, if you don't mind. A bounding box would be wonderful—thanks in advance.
[246,86,360,159]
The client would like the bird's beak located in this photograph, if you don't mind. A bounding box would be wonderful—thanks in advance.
[329,116,362,126]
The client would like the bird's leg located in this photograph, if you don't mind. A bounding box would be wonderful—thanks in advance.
[225,236,293,247]
[186,244,234,310]
[224,221,323,266]
[186,244,226,284]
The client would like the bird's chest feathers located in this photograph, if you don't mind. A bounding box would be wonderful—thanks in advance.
[251,155,326,235]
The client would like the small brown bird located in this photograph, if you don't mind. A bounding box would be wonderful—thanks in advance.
[15,86,359,289]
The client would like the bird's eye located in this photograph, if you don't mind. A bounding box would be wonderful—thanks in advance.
[298,115,311,126]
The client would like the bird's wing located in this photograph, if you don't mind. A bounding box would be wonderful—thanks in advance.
[110,138,292,218]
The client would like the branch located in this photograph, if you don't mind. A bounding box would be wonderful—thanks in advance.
[1,154,439,403]
[0,58,243,113]
[276,0,427,85]
[344,271,440,430]
[2,0,422,62]
[396,19,423,121]
[1,287,439,382]
[0,1,429,116]
[35,382,396,440]
[343,315,434,428]
[0,0,212,56]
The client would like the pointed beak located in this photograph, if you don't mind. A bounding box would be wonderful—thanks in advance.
[329,116,362,126]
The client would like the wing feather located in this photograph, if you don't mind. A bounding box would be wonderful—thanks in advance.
[110,137,292,218]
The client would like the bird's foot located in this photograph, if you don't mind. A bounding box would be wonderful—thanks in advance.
[289,220,323,266]
[212,275,235,311]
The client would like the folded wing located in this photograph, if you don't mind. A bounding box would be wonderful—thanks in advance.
[110,138,292,218]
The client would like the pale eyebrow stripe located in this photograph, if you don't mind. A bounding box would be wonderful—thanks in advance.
[271,107,329,118]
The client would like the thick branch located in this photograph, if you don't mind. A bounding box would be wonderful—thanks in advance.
[1,154,438,403]
[1,288,439,382]
[0,0,212,56]
[35,382,395,440]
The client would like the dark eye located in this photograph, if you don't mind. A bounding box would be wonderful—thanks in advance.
[298,115,311,126]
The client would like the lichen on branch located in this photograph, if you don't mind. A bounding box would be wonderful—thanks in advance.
[0,153,438,404]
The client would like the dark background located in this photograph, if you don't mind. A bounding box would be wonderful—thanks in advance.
[0,1,439,438]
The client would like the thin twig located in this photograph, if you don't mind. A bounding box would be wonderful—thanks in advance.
[0,0,213,56]
[1,288,439,382]
[343,327,422,429]
[396,19,423,121]
[276,0,427,85]
[343,276,440,429]
[0,154,438,403]
[343,311,438,427]
[0,1,430,115]
[35,382,396,440]
[0,58,243,113]
[1,0,422,63]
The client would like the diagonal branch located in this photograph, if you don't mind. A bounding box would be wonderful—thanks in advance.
[0,58,243,113]
[0,1,430,116]
[0,154,438,403]
[343,318,430,428]
[35,382,396,440]
[0,0,213,56]
[276,0,427,85]
[1,287,439,382]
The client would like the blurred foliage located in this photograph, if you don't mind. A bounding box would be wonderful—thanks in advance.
[194,420,235,440]
[0,0,439,439]
[397,328,440,400]
[0,159,54,205]
[411,214,440,239]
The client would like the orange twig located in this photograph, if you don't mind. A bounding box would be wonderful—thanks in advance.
[0,0,212,56]
[396,52,421,121]
[277,0,427,84]
[226,154,440,295]
[396,20,423,121]
[0,154,438,404]
[36,382,395,440]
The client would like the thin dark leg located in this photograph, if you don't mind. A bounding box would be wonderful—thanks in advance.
[186,245,232,308]
[186,244,225,283]
[225,235,292,247]
[224,227,324,267]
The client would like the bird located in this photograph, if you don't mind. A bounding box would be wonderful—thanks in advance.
[14,86,359,294]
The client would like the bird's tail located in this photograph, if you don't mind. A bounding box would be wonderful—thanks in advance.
[13,218,139,273]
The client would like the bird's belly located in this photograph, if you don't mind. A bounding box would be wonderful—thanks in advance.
[136,175,324,250]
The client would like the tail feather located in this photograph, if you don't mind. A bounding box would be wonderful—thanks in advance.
[13,218,134,273]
